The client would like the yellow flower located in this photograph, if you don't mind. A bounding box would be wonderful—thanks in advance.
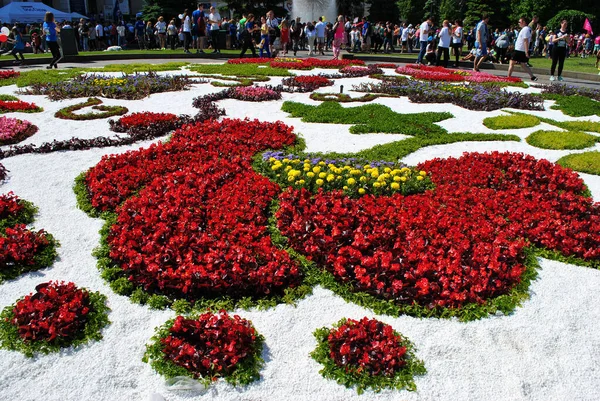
[319,172,327,179]
[271,165,281,171]
[400,176,407,182]
[358,188,366,195]
[363,164,371,169]
[373,182,381,188]
[347,178,356,185]
[288,176,295,182]
[359,176,368,183]
[391,169,400,176]
[384,167,392,173]
[417,176,424,181]
[371,171,379,178]
[316,179,324,186]
[318,161,325,166]
[307,172,315,178]
[393,176,402,182]
[304,167,310,172]
[419,171,427,176]
[283,158,289,163]
[285,165,292,171]
[298,179,305,185]
[269,157,277,162]
[326,174,335,182]
[313,166,321,174]
[343,186,348,190]
[391,182,400,190]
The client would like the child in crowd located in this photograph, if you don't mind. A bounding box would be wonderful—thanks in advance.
[8,27,25,65]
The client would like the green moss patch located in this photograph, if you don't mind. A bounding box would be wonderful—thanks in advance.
[483,114,540,130]
[544,94,600,117]
[189,63,292,77]
[557,151,600,175]
[526,130,599,150]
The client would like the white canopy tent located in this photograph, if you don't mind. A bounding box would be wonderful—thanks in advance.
[0,2,72,24]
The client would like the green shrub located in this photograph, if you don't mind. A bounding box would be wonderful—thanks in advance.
[545,94,600,117]
[483,114,540,130]
[557,151,600,175]
[281,101,452,136]
[546,120,600,133]
[526,130,598,150]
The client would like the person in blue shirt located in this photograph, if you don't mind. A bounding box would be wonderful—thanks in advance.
[361,17,370,51]
[239,13,258,58]
[43,12,61,69]
[134,17,146,50]
[8,27,25,65]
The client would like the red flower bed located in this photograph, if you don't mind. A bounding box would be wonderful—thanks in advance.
[116,112,179,129]
[0,225,52,271]
[396,64,523,84]
[0,70,20,80]
[161,311,260,378]
[0,192,24,220]
[86,118,301,300]
[11,281,91,342]
[328,317,407,376]
[0,99,42,113]
[277,152,599,309]
[281,75,334,92]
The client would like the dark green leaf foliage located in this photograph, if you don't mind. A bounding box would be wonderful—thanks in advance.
[0,199,37,231]
[0,290,110,358]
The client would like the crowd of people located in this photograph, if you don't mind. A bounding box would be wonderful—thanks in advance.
[1,5,599,77]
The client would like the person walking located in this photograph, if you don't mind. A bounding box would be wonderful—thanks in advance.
[549,19,568,81]
[8,27,25,65]
[155,16,167,49]
[239,14,258,58]
[315,17,326,55]
[181,9,192,54]
[417,16,432,64]
[305,21,316,56]
[473,14,489,72]
[436,20,451,67]
[43,12,61,69]
[507,16,538,81]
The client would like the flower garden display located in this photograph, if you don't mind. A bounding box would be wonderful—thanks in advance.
[0,116,38,145]
[143,310,264,386]
[311,317,425,393]
[309,93,382,102]
[339,65,384,77]
[0,193,58,283]
[229,86,282,101]
[0,281,109,357]
[228,57,364,70]
[55,98,129,120]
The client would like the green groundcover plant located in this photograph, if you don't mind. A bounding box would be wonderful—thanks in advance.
[526,130,599,150]
[483,113,541,130]
[557,151,600,175]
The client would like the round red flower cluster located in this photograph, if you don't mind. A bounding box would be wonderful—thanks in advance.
[328,317,407,376]
[277,152,599,309]
[11,281,91,342]
[0,192,24,220]
[0,225,51,271]
[282,75,334,92]
[161,311,260,379]
[85,118,301,300]
[396,64,523,84]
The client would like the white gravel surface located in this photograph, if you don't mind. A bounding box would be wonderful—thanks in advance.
[0,69,599,401]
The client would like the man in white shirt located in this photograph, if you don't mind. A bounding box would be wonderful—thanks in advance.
[507,16,538,81]
[416,16,432,64]
[208,6,221,53]
[96,22,105,49]
[266,10,279,54]
[315,17,326,55]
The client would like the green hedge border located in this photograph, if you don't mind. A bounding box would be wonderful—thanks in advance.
[311,317,426,394]
[0,289,110,357]
[142,315,265,387]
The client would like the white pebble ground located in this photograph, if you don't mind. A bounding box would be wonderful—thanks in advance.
[0,66,599,401]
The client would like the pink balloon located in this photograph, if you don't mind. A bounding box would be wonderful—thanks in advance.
[0,35,7,43]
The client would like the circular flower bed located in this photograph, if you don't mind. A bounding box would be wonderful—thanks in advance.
[526,130,598,150]
[0,281,110,357]
[281,75,334,92]
[277,152,600,317]
[0,193,58,283]
[0,116,38,145]
[311,317,425,393]
[143,310,264,386]
[339,65,383,77]
[55,98,128,120]
[309,93,381,103]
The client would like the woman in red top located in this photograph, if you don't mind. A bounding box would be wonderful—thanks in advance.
[332,15,346,59]
[280,20,290,55]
